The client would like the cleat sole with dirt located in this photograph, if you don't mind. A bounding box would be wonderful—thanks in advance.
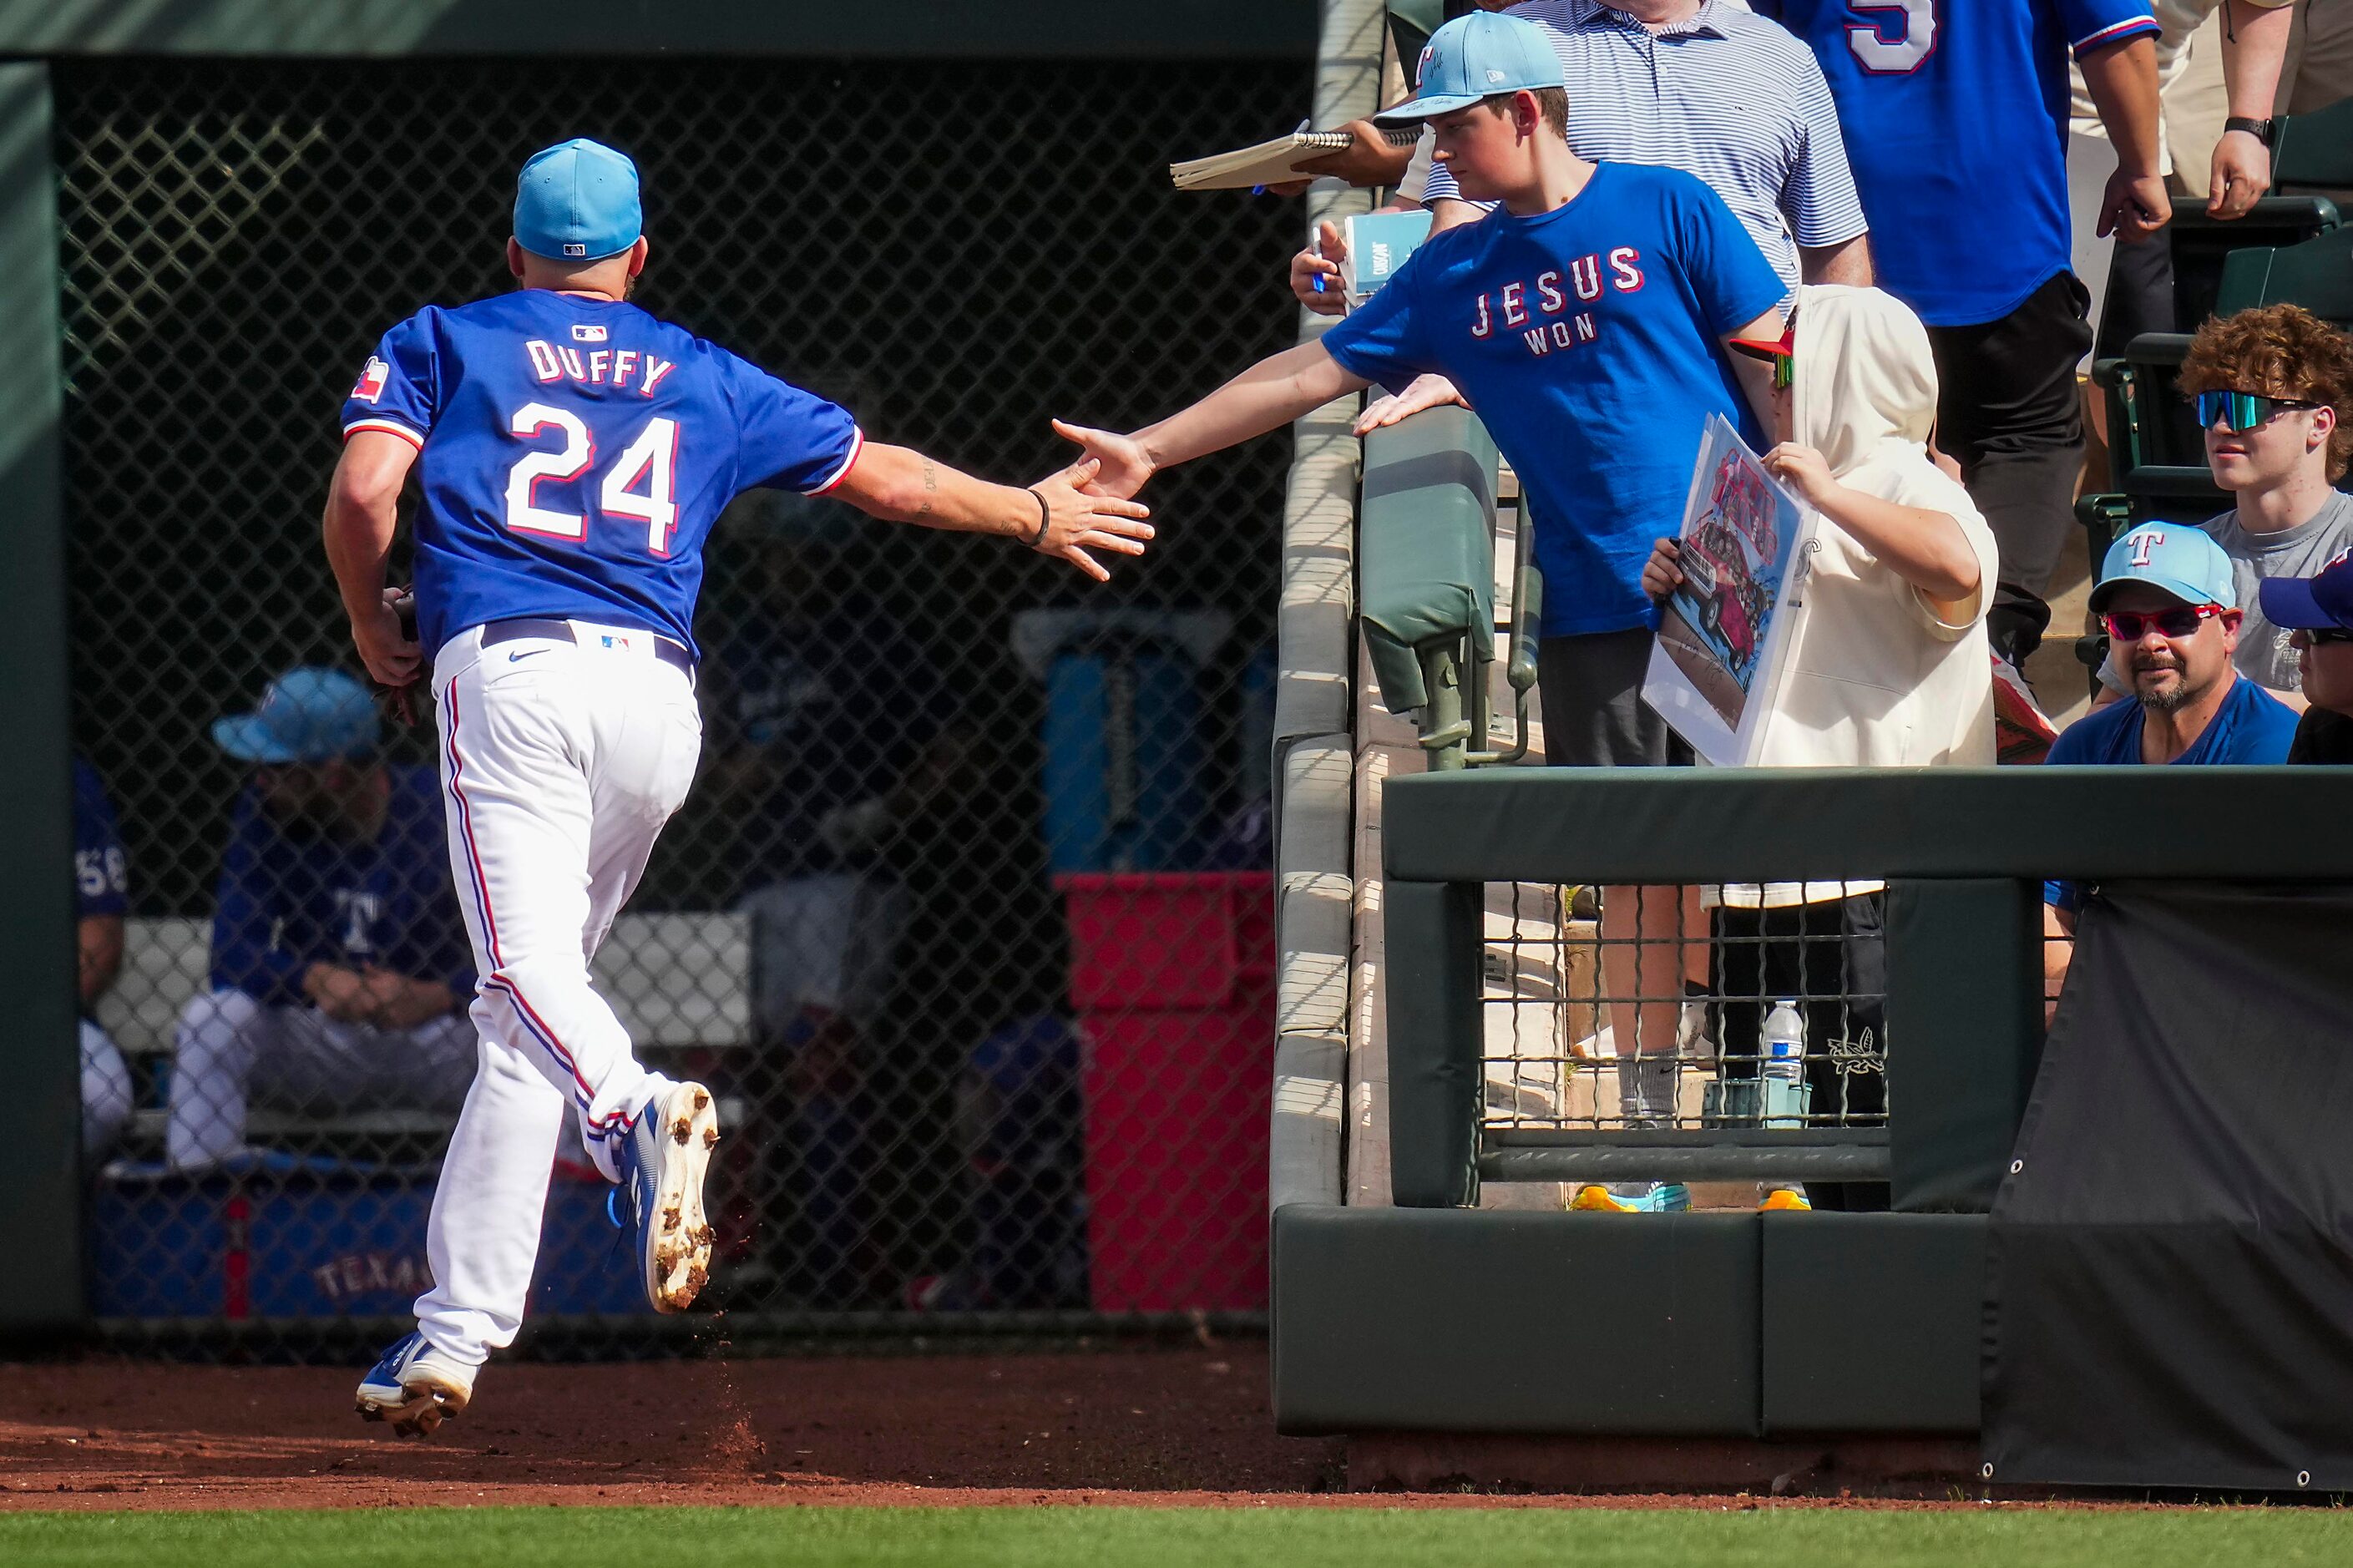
[646,1080,721,1313]
[356,1380,467,1439]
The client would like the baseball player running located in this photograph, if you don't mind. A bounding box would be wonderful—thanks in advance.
[326,138,1152,1435]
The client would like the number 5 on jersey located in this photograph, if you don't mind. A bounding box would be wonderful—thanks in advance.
[504,402,680,556]
[1846,0,1935,74]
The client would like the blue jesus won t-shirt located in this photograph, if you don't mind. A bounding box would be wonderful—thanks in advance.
[1320,161,1785,638]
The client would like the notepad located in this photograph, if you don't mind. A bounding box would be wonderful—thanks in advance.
[1169,126,1421,191]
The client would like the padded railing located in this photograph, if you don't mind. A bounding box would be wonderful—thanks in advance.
[1380,766,2353,1210]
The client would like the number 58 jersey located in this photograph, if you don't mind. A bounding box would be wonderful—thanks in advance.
[341,290,863,660]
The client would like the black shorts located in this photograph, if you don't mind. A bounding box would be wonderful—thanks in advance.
[1536,628,1693,769]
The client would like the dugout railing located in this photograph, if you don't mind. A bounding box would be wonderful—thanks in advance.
[1273,764,2353,1451]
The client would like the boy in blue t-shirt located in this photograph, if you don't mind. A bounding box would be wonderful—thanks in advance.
[1055,11,1786,1192]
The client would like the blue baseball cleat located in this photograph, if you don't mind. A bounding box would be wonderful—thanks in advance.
[617,1080,721,1313]
[355,1330,475,1437]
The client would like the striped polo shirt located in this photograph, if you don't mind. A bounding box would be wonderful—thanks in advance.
[1420,0,1867,295]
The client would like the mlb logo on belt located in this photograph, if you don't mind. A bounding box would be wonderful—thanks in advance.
[352,357,388,403]
[571,324,607,342]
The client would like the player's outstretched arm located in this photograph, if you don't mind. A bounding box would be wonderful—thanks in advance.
[827,444,1155,583]
[322,430,425,687]
[1052,340,1370,502]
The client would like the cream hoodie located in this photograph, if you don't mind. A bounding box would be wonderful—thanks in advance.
[1723,286,2001,908]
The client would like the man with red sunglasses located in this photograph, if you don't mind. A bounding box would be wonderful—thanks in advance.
[2051,524,2299,768]
[2041,523,2298,1001]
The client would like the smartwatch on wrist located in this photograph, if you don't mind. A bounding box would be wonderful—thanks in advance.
[2224,115,2277,147]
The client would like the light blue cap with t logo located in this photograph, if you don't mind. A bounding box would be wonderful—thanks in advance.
[2089,524,2239,613]
[514,138,642,262]
[1374,11,1565,124]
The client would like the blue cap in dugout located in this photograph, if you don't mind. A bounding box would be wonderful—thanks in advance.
[212,667,382,764]
[1374,10,1565,124]
[514,137,642,261]
[2087,524,2239,614]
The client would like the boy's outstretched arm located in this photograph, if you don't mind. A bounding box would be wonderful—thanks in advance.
[1054,341,1370,500]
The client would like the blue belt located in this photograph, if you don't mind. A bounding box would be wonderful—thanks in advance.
[479,617,695,676]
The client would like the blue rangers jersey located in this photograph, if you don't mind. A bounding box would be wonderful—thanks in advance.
[1755,0,2158,326]
[341,290,863,658]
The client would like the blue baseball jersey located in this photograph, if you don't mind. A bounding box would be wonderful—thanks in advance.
[2042,676,2297,912]
[1321,163,1784,637]
[208,765,478,1008]
[73,757,129,920]
[342,290,863,659]
[1755,0,2157,326]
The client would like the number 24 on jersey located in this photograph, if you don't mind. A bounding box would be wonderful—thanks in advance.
[503,403,680,557]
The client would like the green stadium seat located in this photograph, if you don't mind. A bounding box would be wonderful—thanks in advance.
[2272,94,2353,194]
[1359,406,1497,715]
[2214,222,2353,326]
[2163,195,2339,331]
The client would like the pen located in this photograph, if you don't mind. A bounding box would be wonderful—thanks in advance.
[1313,233,1326,294]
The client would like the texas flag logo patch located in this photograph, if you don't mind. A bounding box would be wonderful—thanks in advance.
[352,357,388,403]
[571,324,608,342]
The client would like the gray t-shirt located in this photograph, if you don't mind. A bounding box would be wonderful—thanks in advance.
[2206,493,2353,694]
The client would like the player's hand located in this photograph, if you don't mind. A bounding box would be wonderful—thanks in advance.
[1641,538,1685,601]
[1027,458,1155,582]
[2098,167,2172,245]
[1289,220,1347,316]
[357,967,455,1029]
[2208,129,2272,220]
[1762,443,1842,511]
[304,961,376,1024]
[1050,419,1156,501]
[1353,373,1469,435]
[351,584,423,689]
[1293,121,1414,190]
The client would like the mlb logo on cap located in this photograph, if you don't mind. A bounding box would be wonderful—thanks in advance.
[514,137,643,264]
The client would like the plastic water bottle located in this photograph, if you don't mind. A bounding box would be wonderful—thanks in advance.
[1762,1000,1805,1084]
[1761,999,1807,1130]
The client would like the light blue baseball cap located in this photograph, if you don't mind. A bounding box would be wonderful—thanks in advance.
[1374,10,1565,124]
[2089,524,2239,613]
[212,668,382,764]
[514,138,642,262]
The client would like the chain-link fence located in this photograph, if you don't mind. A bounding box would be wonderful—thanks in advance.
[1477,879,1892,1211]
[59,55,1309,1351]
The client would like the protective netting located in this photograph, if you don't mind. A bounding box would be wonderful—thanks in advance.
[58,55,1308,1351]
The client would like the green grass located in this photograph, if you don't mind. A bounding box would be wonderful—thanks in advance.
[3,1505,2352,1568]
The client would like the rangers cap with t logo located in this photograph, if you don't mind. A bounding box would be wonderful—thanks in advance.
[1373,11,1564,125]
[2088,524,2238,613]
[514,138,642,262]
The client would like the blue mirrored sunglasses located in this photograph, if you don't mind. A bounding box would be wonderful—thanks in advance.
[2195,389,2320,431]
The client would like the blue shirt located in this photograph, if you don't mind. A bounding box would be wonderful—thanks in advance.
[1322,162,1784,636]
[2042,676,2298,911]
[1755,0,2158,326]
[208,765,478,1009]
[342,291,862,659]
[73,757,129,920]
[1421,0,1868,297]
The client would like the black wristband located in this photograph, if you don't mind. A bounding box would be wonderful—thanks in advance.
[1026,488,1050,548]
[2224,115,2276,147]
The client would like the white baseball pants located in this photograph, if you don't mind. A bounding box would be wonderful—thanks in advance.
[416,620,701,1363]
[165,990,474,1169]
